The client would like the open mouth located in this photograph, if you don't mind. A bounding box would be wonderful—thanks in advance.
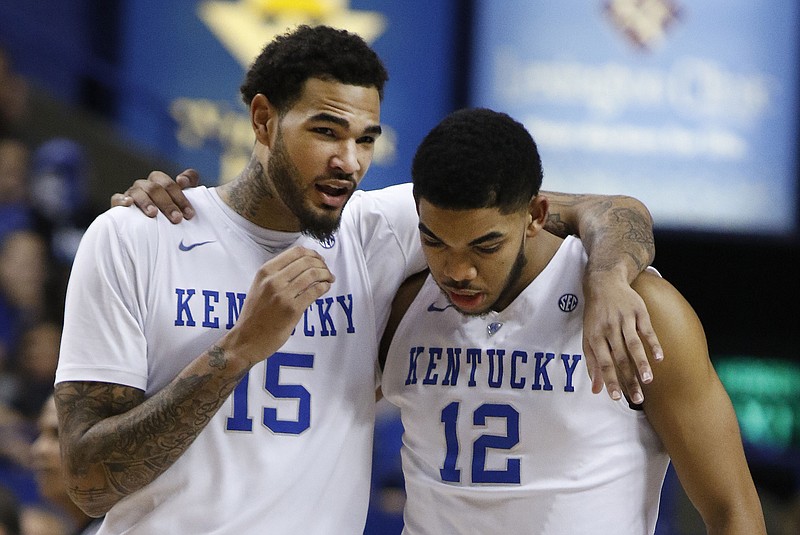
[316,182,353,208]
[447,289,485,311]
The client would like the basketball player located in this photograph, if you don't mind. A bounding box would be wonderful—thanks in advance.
[378,108,766,534]
[56,26,657,534]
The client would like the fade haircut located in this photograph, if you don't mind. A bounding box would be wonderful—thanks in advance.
[412,108,544,214]
[240,25,389,112]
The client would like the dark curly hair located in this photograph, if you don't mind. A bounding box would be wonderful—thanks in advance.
[240,25,389,112]
[412,108,544,214]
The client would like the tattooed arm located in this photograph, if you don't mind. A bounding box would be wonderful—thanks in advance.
[54,349,249,517]
[542,191,663,403]
[55,246,335,517]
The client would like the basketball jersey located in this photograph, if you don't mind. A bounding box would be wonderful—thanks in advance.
[56,184,424,534]
[382,236,670,535]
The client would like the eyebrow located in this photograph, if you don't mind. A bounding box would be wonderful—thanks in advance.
[310,112,383,136]
[418,222,505,246]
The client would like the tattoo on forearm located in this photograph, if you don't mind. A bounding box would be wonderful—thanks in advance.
[208,344,227,370]
[55,351,248,502]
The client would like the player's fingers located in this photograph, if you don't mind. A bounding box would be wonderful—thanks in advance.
[110,192,133,208]
[145,171,196,221]
[636,312,664,362]
[263,246,328,274]
[582,343,606,395]
[608,330,643,405]
[124,178,177,220]
[176,169,200,189]
[587,335,622,401]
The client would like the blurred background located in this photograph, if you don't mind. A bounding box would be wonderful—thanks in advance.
[0,1,798,534]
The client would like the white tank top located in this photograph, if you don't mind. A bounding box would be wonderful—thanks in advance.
[382,236,670,535]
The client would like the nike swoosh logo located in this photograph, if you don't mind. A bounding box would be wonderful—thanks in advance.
[427,302,454,312]
[178,239,216,251]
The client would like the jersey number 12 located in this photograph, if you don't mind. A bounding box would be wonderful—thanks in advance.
[440,401,521,484]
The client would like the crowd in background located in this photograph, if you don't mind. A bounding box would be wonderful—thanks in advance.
[1,46,100,535]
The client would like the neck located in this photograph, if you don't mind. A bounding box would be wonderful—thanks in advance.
[217,157,296,231]
[496,232,563,311]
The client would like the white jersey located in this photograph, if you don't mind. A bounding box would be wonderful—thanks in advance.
[382,236,670,535]
[56,184,424,534]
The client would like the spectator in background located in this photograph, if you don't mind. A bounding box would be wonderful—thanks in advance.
[0,484,21,535]
[0,138,33,242]
[0,48,29,138]
[27,395,101,535]
[29,138,95,267]
[0,230,52,371]
[11,322,62,420]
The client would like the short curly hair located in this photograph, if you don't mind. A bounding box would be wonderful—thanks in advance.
[240,25,389,111]
[412,108,544,214]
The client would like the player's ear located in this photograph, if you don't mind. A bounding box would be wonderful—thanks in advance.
[251,94,278,147]
[526,195,549,237]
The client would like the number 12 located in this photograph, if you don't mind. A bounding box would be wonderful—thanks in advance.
[440,402,521,484]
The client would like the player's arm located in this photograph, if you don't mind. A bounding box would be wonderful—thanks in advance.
[635,271,766,534]
[56,246,334,517]
[542,190,662,404]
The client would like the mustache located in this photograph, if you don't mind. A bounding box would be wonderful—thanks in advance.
[321,170,356,184]
[442,279,474,291]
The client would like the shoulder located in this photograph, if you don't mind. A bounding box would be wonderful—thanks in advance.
[633,269,713,390]
[631,269,700,335]
[346,183,415,222]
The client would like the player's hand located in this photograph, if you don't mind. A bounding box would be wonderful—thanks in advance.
[110,169,200,223]
[582,272,663,404]
[222,247,335,365]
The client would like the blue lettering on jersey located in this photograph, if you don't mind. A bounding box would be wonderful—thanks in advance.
[487,349,505,388]
[225,292,246,329]
[173,288,357,336]
[510,350,527,389]
[174,288,196,326]
[423,347,443,385]
[202,290,220,328]
[405,347,423,385]
[402,345,583,393]
[532,352,554,391]
[442,347,461,386]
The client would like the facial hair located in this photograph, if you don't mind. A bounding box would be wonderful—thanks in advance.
[268,129,350,242]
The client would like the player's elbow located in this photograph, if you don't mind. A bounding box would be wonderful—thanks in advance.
[65,480,119,518]
[612,194,654,227]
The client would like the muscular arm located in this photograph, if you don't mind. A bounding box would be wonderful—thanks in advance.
[635,271,766,534]
[544,190,662,403]
[55,346,249,517]
[56,246,334,517]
